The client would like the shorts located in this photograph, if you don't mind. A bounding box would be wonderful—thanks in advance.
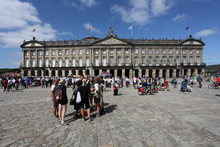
[94,96,100,104]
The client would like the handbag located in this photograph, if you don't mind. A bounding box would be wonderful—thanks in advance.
[69,98,75,105]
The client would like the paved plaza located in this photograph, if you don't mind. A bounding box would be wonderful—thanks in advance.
[1,81,220,147]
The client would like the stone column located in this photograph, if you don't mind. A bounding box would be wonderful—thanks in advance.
[138,68,142,77]
[145,69,149,77]
[133,70,136,77]
[41,70,44,77]
[173,69,176,78]
[55,70,59,77]
[152,69,156,78]
[62,70,65,77]
[28,70,31,77]
[49,70,52,77]
[114,69,117,77]
[99,69,102,75]
[122,69,125,78]
[129,69,133,78]
[69,70,72,75]
[166,69,169,78]
[89,68,94,76]
[83,70,86,76]
[194,68,198,76]
[75,70,79,75]
[107,69,110,73]
[201,68,205,76]
[188,69,191,77]
[35,70,38,77]
[159,69,163,78]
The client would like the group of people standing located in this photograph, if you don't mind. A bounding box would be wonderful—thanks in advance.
[50,75,105,125]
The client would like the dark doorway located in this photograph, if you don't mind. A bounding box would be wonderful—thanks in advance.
[37,71,41,77]
[184,69,187,76]
[95,69,99,76]
[198,69,202,75]
[149,69,152,78]
[79,70,83,75]
[110,69,114,77]
[31,70,35,76]
[142,69,146,77]
[135,69,138,77]
[58,70,62,77]
[52,70,55,77]
[117,69,122,78]
[169,69,173,78]
[191,69,194,76]
[24,71,28,76]
[65,70,68,76]
[162,69,166,78]
[176,69,180,78]
[156,69,159,77]
[86,70,89,75]
[125,69,129,78]
[45,70,49,76]
[72,70,76,75]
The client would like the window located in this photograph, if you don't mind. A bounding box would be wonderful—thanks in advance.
[183,49,187,54]
[95,49,99,55]
[118,49,122,54]
[102,57,107,66]
[110,56,114,65]
[110,49,114,54]
[196,49,200,54]
[52,58,56,67]
[79,49,82,55]
[135,49,139,54]
[26,59,29,67]
[72,58,76,66]
[196,56,201,63]
[65,49,69,55]
[95,57,99,66]
[148,48,152,55]
[65,58,69,67]
[72,49,75,55]
[141,49,146,55]
[45,50,49,56]
[141,56,146,64]
[32,58,36,67]
[118,56,122,64]
[103,49,106,54]
[169,48,173,54]
[25,51,29,56]
[58,58,62,67]
[79,57,82,66]
[86,49,90,55]
[32,51,36,56]
[39,58,43,67]
[162,49,166,55]
[58,50,62,55]
[134,56,138,64]
[176,56,180,64]
[162,56,166,63]
[190,56,194,63]
[189,49,193,54]
[39,51,43,56]
[86,57,90,66]
[125,56,130,64]
[183,56,187,64]
[155,49,159,55]
[155,56,160,64]
[169,56,173,63]
[176,48,180,54]
[52,49,56,56]
[125,48,129,54]
[148,56,152,64]
[45,58,49,67]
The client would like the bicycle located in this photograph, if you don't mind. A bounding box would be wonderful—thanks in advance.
[208,82,219,89]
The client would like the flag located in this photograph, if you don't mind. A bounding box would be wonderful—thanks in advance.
[185,26,189,30]
[128,26,133,30]
[32,28,35,32]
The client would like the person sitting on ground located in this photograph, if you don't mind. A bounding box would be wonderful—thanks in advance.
[180,79,191,92]
[161,78,169,91]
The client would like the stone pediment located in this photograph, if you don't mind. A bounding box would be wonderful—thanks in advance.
[24,42,43,47]
[182,40,204,46]
[95,37,128,45]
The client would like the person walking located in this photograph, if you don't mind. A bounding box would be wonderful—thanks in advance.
[3,78,8,91]
[50,79,60,117]
[197,75,203,88]
[55,79,68,125]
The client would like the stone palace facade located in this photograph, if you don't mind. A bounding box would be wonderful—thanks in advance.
[20,29,205,78]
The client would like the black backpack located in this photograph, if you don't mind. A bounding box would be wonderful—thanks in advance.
[55,85,63,100]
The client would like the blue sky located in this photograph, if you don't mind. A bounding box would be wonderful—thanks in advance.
[0,0,220,68]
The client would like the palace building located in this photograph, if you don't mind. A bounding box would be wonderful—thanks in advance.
[20,28,206,78]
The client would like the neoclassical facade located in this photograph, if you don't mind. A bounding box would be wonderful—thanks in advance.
[20,30,205,78]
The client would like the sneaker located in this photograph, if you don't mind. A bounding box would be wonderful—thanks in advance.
[61,120,64,124]
[88,117,93,122]
[83,117,86,121]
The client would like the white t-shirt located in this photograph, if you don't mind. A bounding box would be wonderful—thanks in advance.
[51,84,55,91]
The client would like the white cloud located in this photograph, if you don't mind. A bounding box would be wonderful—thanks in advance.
[83,22,100,33]
[195,29,219,37]
[0,0,56,48]
[0,0,41,29]
[71,0,97,9]
[172,14,186,22]
[111,0,174,26]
